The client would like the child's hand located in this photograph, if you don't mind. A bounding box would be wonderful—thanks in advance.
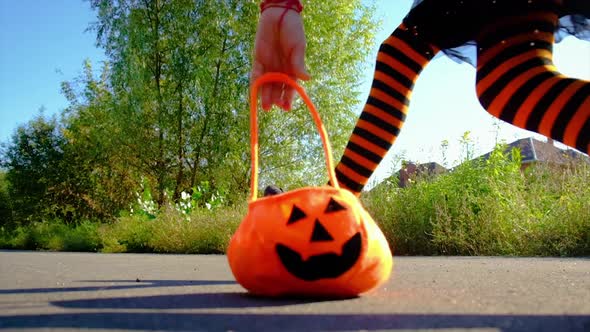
[251,7,310,111]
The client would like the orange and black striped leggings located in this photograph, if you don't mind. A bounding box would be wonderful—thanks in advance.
[335,11,589,196]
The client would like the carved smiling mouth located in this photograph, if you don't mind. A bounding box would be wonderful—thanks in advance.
[275,232,362,281]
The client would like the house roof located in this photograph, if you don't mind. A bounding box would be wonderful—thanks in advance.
[478,137,588,165]
[369,137,587,192]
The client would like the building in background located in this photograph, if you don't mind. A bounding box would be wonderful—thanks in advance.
[397,161,447,188]
[380,137,588,190]
[477,137,589,171]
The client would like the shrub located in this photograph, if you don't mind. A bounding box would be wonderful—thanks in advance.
[99,203,245,254]
[364,144,590,256]
[0,171,13,228]
[99,215,155,253]
[0,219,102,252]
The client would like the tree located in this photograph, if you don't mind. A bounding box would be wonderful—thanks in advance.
[87,0,260,205]
[0,0,378,224]
[256,1,378,189]
[61,60,136,219]
[0,59,126,223]
[56,0,378,215]
[0,170,13,227]
[0,113,68,223]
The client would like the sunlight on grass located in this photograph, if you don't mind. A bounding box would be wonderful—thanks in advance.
[363,144,590,256]
[1,143,588,256]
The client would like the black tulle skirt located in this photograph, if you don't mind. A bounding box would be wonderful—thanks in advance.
[406,0,590,65]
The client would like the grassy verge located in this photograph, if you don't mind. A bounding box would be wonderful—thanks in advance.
[100,204,244,254]
[363,149,590,256]
[0,219,102,252]
[1,149,588,256]
[0,203,245,254]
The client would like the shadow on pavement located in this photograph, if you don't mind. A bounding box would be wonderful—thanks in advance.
[52,291,336,309]
[0,279,235,295]
[1,312,588,331]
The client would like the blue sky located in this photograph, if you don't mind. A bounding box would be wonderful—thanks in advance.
[1,0,589,184]
[0,0,105,142]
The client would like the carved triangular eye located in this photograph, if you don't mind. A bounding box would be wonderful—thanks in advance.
[287,205,307,225]
[310,219,334,242]
[324,198,346,213]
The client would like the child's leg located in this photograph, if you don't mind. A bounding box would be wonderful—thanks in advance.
[476,10,590,153]
[334,24,439,195]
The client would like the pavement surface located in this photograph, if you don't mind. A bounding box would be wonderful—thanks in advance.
[0,250,588,332]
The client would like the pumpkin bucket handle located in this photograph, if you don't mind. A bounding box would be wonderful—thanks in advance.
[250,73,339,201]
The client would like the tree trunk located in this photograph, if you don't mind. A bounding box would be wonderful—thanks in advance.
[189,36,228,189]
[173,82,185,201]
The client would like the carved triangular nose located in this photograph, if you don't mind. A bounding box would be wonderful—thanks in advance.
[310,219,334,242]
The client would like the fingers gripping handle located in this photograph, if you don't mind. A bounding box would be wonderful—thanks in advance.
[250,73,339,201]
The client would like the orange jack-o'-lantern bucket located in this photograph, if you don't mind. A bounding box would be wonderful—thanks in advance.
[227,73,393,298]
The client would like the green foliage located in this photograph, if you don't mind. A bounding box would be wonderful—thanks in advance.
[85,0,261,207]
[174,181,227,216]
[258,1,379,189]
[61,60,135,219]
[2,150,587,256]
[364,142,590,257]
[98,204,244,253]
[0,114,73,223]
[0,226,35,249]
[100,215,155,253]
[0,219,101,252]
[28,219,102,252]
[0,204,243,254]
[2,0,379,226]
[0,109,115,224]
[4,1,586,257]
[131,177,159,219]
[0,171,13,227]
[520,162,590,256]
[148,205,242,254]
[128,179,229,221]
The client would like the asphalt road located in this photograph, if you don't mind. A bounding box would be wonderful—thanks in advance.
[0,251,588,332]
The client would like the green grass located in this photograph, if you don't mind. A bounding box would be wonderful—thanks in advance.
[100,204,244,254]
[1,146,588,256]
[363,148,590,256]
[0,220,102,252]
[0,203,245,254]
